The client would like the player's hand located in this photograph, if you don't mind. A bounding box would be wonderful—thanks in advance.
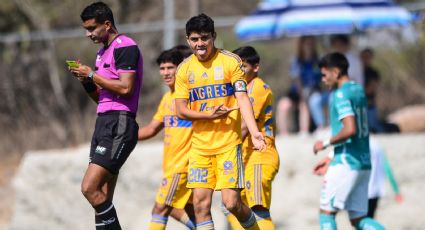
[251,132,266,152]
[70,63,92,82]
[313,140,325,155]
[209,104,239,119]
[395,194,404,203]
[313,156,331,176]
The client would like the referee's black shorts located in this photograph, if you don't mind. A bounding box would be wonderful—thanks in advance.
[89,111,139,175]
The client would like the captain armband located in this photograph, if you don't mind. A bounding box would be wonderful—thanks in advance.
[233,80,247,92]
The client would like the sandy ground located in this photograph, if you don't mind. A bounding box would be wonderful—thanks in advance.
[2,134,425,230]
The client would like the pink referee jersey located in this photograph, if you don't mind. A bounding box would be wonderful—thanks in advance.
[95,34,143,114]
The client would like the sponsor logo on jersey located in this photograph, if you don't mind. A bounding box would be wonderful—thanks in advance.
[201,72,208,80]
[223,161,234,175]
[189,83,233,102]
[214,66,224,80]
[199,103,218,112]
[102,217,116,225]
[164,115,192,127]
[95,146,107,155]
[188,71,195,84]
[228,177,236,183]
[223,161,233,170]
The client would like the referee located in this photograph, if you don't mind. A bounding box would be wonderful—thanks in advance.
[69,2,142,229]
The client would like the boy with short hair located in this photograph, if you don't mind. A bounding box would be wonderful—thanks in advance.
[222,46,280,230]
[313,52,385,230]
[138,49,195,230]
[174,14,266,230]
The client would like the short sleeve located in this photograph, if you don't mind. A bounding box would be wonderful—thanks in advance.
[334,91,354,120]
[230,60,246,84]
[174,65,189,99]
[231,59,247,92]
[153,95,167,122]
[113,45,140,72]
[252,83,271,119]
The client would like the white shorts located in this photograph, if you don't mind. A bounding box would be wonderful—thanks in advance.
[320,164,370,218]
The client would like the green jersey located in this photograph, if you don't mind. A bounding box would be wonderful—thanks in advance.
[330,81,371,170]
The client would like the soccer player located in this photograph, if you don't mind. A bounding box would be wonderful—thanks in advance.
[171,44,193,58]
[69,2,142,229]
[314,138,403,219]
[312,52,385,230]
[138,49,195,230]
[174,14,266,230]
[222,46,280,230]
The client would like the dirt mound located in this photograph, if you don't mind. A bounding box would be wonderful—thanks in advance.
[4,134,425,229]
[388,104,425,132]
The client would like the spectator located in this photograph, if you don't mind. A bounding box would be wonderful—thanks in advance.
[330,34,364,86]
[360,48,399,133]
[276,36,323,136]
[361,48,384,133]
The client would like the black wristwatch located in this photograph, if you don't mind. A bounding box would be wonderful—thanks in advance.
[88,71,95,80]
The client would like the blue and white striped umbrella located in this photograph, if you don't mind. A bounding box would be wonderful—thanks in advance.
[235,0,413,40]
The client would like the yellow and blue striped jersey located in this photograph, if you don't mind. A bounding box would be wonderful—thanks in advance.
[153,91,192,176]
[174,49,246,155]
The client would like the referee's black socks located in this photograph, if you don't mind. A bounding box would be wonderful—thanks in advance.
[94,199,122,230]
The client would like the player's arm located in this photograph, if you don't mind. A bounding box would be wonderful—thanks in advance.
[241,119,249,141]
[383,155,403,202]
[175,98,207,120]
[235,91,258,134]
[81,78,100,103]
[313,115,356,154]
[69,66,100,103]
[235,91,265,151]
[71,64,136,97]
[138,120,164,140]
[71,45,139,97]
[85,85,99,103]
[175,98,236,120]
[92,71,136,97]
[240,92,266,141]
[313,155,332,176]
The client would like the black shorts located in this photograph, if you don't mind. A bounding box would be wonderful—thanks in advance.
[90,111,139,175]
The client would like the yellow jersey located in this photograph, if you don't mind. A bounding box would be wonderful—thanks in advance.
[174,49,246,155]
[242,77,279,166]
[153,91,192,176]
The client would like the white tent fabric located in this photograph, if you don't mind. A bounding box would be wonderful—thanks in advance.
[235,0,412,40]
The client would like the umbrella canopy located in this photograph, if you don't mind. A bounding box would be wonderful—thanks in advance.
[235,0,413,40]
